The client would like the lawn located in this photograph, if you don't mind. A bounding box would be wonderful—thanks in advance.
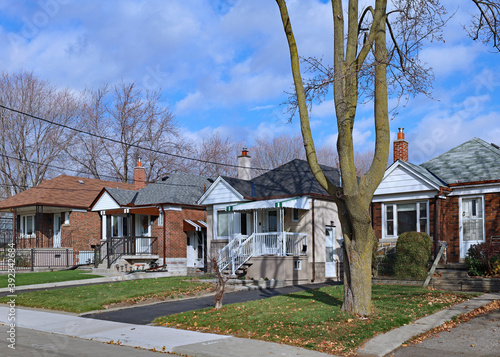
[154,284,477,355]
[0,276,213,313]
[0,270,103,288]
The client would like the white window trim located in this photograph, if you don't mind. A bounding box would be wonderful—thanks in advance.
[381,201,429,239]
[20,214,35,238]
[459,195,486,243]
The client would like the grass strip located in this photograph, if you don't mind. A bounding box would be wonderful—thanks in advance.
[0,276,213,313]
[0,270,103,288]
[154,284,477,355]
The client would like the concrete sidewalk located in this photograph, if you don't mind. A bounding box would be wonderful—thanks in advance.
[356,292,500,357]
[0,306,332,356]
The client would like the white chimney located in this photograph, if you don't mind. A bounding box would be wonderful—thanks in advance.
[237,148,251,180]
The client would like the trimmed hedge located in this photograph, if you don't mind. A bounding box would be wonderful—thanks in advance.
[393,232,432,280]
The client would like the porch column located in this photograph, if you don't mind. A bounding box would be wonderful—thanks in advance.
[280,207,285,256]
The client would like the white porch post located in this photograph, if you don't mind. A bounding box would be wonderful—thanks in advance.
[280,207,285,256]
[253,210,257,255]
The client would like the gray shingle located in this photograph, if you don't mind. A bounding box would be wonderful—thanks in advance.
[105,188,138,206]
[224,159,341,199]
[420,138,500,184]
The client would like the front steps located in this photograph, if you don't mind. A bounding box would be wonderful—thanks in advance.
[430,263,500,292]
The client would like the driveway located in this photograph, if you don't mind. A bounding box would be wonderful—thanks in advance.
[389,307,500,357]
[81,281,340,324]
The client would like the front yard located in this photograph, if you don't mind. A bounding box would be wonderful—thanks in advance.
[0,270,103,287]
[0,276,213,313]
[154,284,477,355]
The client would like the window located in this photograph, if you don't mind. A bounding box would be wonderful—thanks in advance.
[291,208,300,222]
[240,213,247,235]
[383,202,428,238]
[20,215,35,237]
[294,260,302,270]
[217,211,230,237]
[110,215,128,237]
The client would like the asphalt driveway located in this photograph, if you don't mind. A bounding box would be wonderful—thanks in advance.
[81,281,340,325]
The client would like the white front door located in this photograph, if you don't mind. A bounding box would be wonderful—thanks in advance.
[135,214,150,254]
[186,231,204,268]
[325,227,335,278]
[460,196,485,259]
[53,214,62,248]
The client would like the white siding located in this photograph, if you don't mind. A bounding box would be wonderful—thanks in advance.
[201,181,245,205]
[91,192,121,211]
[374,166,436,196]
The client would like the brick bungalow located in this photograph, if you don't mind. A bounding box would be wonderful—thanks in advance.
[0,175,134,262]
[372,129,500,262]
[90,161,213,273]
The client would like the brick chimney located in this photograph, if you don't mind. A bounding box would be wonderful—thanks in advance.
[134,158,146,190]
[393,128,408,162]
[237,148,251,180]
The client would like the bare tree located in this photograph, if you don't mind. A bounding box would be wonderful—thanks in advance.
[250,133,305,175]
[276,0,499,315]
[188,132,240,178]
[0,71,80,196]
[69,82,182,183]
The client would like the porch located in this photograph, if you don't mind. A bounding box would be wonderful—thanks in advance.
[93,235,159,269]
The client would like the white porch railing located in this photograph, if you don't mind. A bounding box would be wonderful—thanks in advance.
[218,232,307,275]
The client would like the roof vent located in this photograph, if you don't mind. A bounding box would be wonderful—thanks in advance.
[78,180,84,184]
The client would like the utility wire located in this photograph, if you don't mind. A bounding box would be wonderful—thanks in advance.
[0,104,270,172]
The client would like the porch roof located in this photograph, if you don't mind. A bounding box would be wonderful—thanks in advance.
[225,196,310,212]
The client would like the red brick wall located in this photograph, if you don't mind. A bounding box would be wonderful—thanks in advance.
[61,211,102,252]
[152,208,206,259]
[485,192,500,240]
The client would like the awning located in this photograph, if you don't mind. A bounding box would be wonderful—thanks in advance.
[183,219,207,232]
[226,197,310,212]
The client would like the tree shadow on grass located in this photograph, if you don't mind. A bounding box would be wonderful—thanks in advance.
[285,285,343,308]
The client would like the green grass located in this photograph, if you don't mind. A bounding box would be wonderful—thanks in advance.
[0,276,213,313]
[0,270,103,288]
[154,285,477,355]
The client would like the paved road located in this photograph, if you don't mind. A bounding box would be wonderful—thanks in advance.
[0,326,166,357]
[389,308,500,357]
[82,281,340,324]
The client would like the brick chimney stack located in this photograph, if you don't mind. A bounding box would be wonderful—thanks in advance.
[393,128,409,162]
[237,148,251,180]
[134,158,146,190]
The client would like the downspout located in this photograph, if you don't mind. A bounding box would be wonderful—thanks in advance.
[311,198,315,282]
[161,206,167,268]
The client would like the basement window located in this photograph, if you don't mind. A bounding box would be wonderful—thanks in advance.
[294,260,302,271]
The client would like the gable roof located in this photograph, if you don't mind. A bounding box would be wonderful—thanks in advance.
[94,172,214,209]
[0,175,134,211]
[222,159,341,199]
[420,137,500,185]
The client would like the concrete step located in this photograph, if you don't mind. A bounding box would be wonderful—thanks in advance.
[435,269,469,279]
[437,263,467,270]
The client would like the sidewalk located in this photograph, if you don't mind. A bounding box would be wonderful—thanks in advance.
[0,306,332,356]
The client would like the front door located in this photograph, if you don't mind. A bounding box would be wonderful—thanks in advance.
[186,231,204,268]
[135,214,150,254]
[460,196,485,259]
[53,213,62,248]
[325,227,335,278]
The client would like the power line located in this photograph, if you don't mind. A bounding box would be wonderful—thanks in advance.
[0,104,270,172]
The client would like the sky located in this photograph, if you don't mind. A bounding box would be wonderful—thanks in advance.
[0,0,499,165]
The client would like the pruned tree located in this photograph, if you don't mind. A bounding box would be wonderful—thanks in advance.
[275,0,499,316]
[0,71,80,195]
[69,82,183,183]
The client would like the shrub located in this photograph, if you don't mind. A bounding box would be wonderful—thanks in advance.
[393,232,432,280]
[465,242,500,276]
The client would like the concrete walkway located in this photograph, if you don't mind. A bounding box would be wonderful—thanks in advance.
[0,306,332,356]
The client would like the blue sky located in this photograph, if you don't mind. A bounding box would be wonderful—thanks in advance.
[0,0,499,165]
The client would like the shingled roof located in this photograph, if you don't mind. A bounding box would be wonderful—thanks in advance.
[0,175,134,211]
[102,172,214,207]
[223,159,341,199]
[420,137,500,185]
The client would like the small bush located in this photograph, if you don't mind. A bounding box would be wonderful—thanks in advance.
[393,232,432,280]
[465,242,500,276]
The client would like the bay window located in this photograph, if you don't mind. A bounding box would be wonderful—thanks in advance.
[383,201,428,238]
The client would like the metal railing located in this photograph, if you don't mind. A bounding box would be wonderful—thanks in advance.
[94,236,159,268]
[0,247,88,271]
[218,232,308,275]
